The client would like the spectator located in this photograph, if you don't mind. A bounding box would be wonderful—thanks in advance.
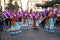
[0,10,5,40]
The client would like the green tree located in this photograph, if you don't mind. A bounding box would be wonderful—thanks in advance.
[36,4,42,7]
[6,0,14,10]
[14,1,19,12]
[41,0,55,8]
[6,0,19,11]
[7,3,15,10]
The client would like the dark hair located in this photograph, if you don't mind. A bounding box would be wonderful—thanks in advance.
[30,9,32,12]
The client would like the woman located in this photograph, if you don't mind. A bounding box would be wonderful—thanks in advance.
[44,16,50,32]
[33,12,39,30]
[28,10,33,27]
[44,8,55,33]
[23,11,28,24]
[21,11,28,30]
[9,9,22,35]
[11,10,18,26]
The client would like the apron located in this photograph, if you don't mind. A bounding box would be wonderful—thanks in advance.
[49,18,54,32]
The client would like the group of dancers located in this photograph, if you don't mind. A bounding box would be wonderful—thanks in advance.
[1,7,60,34]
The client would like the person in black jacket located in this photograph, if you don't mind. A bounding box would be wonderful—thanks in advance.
[0,10,5,32]
[0,10,5,40]
[56,13,60,27]
[41,13,45,28]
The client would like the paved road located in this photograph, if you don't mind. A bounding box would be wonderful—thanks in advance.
[1,26,60,40]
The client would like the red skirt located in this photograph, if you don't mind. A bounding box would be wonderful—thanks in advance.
[33,19,36,28]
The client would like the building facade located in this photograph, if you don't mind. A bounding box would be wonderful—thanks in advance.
[0,0,52,11]
[0,0,22,11]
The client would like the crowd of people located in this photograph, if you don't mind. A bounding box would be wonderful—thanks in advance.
[0,7,60,34]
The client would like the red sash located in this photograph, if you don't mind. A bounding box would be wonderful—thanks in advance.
[33,19,36,28]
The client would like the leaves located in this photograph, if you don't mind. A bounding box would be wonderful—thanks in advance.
[14,2,19,11]
[41,0,60,8]
[6,1,19,11]
[7,3,15,10]
[36,4,42,7]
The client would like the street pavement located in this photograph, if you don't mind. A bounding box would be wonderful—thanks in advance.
[1,26,60,40]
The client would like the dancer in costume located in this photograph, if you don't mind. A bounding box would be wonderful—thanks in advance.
[32,12,35,29]
[17,9,23,25]
[44,8,55,33]
[33,12,39,30]
[28,10,34,27]
[48,9,55,33]
[36,12,40,29]
[9,9,22,35]
[44,15,50,32]
[11,10,17,27]
[22,11,28,30]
